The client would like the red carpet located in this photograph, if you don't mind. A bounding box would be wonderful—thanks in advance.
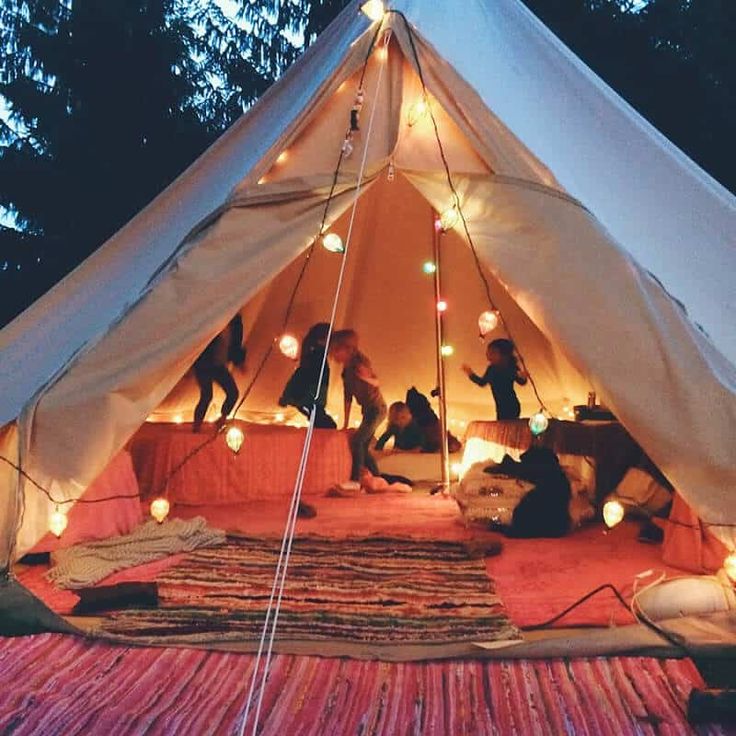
[0,634,721,736]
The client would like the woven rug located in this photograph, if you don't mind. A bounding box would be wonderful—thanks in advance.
[96,536,521,646]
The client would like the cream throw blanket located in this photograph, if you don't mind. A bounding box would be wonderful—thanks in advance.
[47,517,226,590]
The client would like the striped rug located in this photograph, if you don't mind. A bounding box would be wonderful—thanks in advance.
[0,634,725,736]
[98,536,521,645]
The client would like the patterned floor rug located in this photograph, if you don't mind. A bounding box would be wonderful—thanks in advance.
[97,536,521,646]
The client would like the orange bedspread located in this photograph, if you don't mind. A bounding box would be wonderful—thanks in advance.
[127,422,352,504]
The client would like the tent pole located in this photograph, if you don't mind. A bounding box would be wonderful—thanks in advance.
[431,215,450,494]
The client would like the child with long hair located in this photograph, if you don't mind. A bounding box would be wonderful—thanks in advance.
[330,329,387,481]
[462,338,527,420]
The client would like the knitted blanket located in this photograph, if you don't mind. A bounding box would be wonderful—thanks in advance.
[47,517,226,590]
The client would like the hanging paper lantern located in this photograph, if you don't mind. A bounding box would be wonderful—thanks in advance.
[440,344,454,357]
[724,553,736,583]
[341,135,354,158]
[279,334,299,360]
[407,97,428,127]
[49,507,68,538]
[422,261,437,274]
[478,310,499,336]
[225,425,245,454]
[528,411,549,437]
[602,500,625,529]
[361,0,385,21]
[150,497,170,524]
[322,232,344,253]
[438,205,459,232]
[436,300,448,313]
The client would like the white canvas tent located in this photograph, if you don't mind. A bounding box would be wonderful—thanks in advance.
[1,0,735,568]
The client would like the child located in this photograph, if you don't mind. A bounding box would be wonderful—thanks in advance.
[375,401,424,451]
[193,314,246,432]
[330,329,387,481]
[279,323,336,429]
[462,338,527,420]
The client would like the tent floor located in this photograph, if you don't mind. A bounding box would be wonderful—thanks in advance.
[15,493,736,660]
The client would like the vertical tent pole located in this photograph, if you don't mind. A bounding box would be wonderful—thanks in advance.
[432,213,450,493]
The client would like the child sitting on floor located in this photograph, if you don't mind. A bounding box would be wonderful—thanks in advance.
[462,338,528,420]
[279,322,336,428]
[375,401,424,451]
[330,329,387,482]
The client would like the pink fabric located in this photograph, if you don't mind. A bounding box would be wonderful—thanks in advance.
[661,492,729,574]
[30,451,142,554]
[127,422,352,504]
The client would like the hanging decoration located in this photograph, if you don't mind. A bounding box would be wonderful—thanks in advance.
[602,500,625,529]
[278,334,299,360]
[225,425,245,454]
[724,553,736,583]
[438,205,460,232]
[478,310,499,337]
[341,133,354,159]
[440,344,454,357]
[528,411,549,437]
[387,159,395,182]
[350,88,365,132]
[407,97,428,127]
[436,300,448,313]
[49,506,68,538]
[360,0,385,21]
[322,232,345,253]
[422,261,437,274]
[150,497,170,524]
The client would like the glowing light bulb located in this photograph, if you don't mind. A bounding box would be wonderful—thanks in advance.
[279,334,299,360]
[49,507,67,538]
[225,425,245,454]
[276,150,288,164]
[440,344,454,357]
[602,500,625,529]
[437,300,448,313]
[275,412,285,422]
[173,414,183,425]
[407,97,428,127]
[361,0,385,21]
[451,462,462,477]
[528,411,549,437]
[724,553,736,583]
[322,232,344,253]
[478,310,499,336]
[150,497,170,524]
[438,205,459,232]
[376,45,388,62]
[422,261,437,274]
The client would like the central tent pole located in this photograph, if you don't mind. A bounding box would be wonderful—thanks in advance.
[432,214,450,493]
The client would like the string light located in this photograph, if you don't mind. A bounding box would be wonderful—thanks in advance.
[407,97,428,127]
[275,412,285,422]
[376,45,388,62]
[438,205,459,232]
[478,310,499,337]
[360,0,385,21]
[528,411,549,437]
[603,500,625,529]
[278,334,299,360]
[724,553,736,583]
[173,414,183,425]
[225,425,245,454]
[341,134,354,158]
[436,300,448,313]
[440,344,454,357]
[322,232,345,253]
[150,497,170,524]
[276,150,288,164]
[49,506,67,538]
[451,462,462,477]
[422,261,437,274]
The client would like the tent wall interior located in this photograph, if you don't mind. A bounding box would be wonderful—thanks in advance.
[1,0,735,574]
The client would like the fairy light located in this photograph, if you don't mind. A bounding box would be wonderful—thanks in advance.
[278,334,299,360]
[225,425,245,454]
[376,45,388,62]
[49,506,67,538]
[322,232,345,253]
[451,462,462,478]
[407,97,428,127]
[361,0,385,21]
[150,497,170,524]
[275,412,285,423]
[603,500,625,529]
[438,205,459,232]
[437,300,448,313]
[478,310,499,337]
[276,150,288,164]
[422,261,437,274]
[528,411,549,437]
[724,553,736,583]
[440,345,454,357]
[173,414,183,425]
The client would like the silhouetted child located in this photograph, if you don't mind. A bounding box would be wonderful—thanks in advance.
[462,338,527,420]
[193,314,246,432]
[279,323,336,429]
[375,402,424,451]
[330,329,387,481]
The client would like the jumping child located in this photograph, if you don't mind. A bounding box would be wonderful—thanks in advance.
[462,338,527,420]
[330,330,387,481]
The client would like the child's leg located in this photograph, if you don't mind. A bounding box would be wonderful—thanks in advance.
[193,366,214,431]
[212,365,239,419]
[350,403,386,480]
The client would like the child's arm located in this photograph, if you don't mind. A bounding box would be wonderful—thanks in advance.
[462,363,488,386]
[515,366,528,385]
[343,388,352,430]
[356,362,380,387]
[375,427,394,451]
